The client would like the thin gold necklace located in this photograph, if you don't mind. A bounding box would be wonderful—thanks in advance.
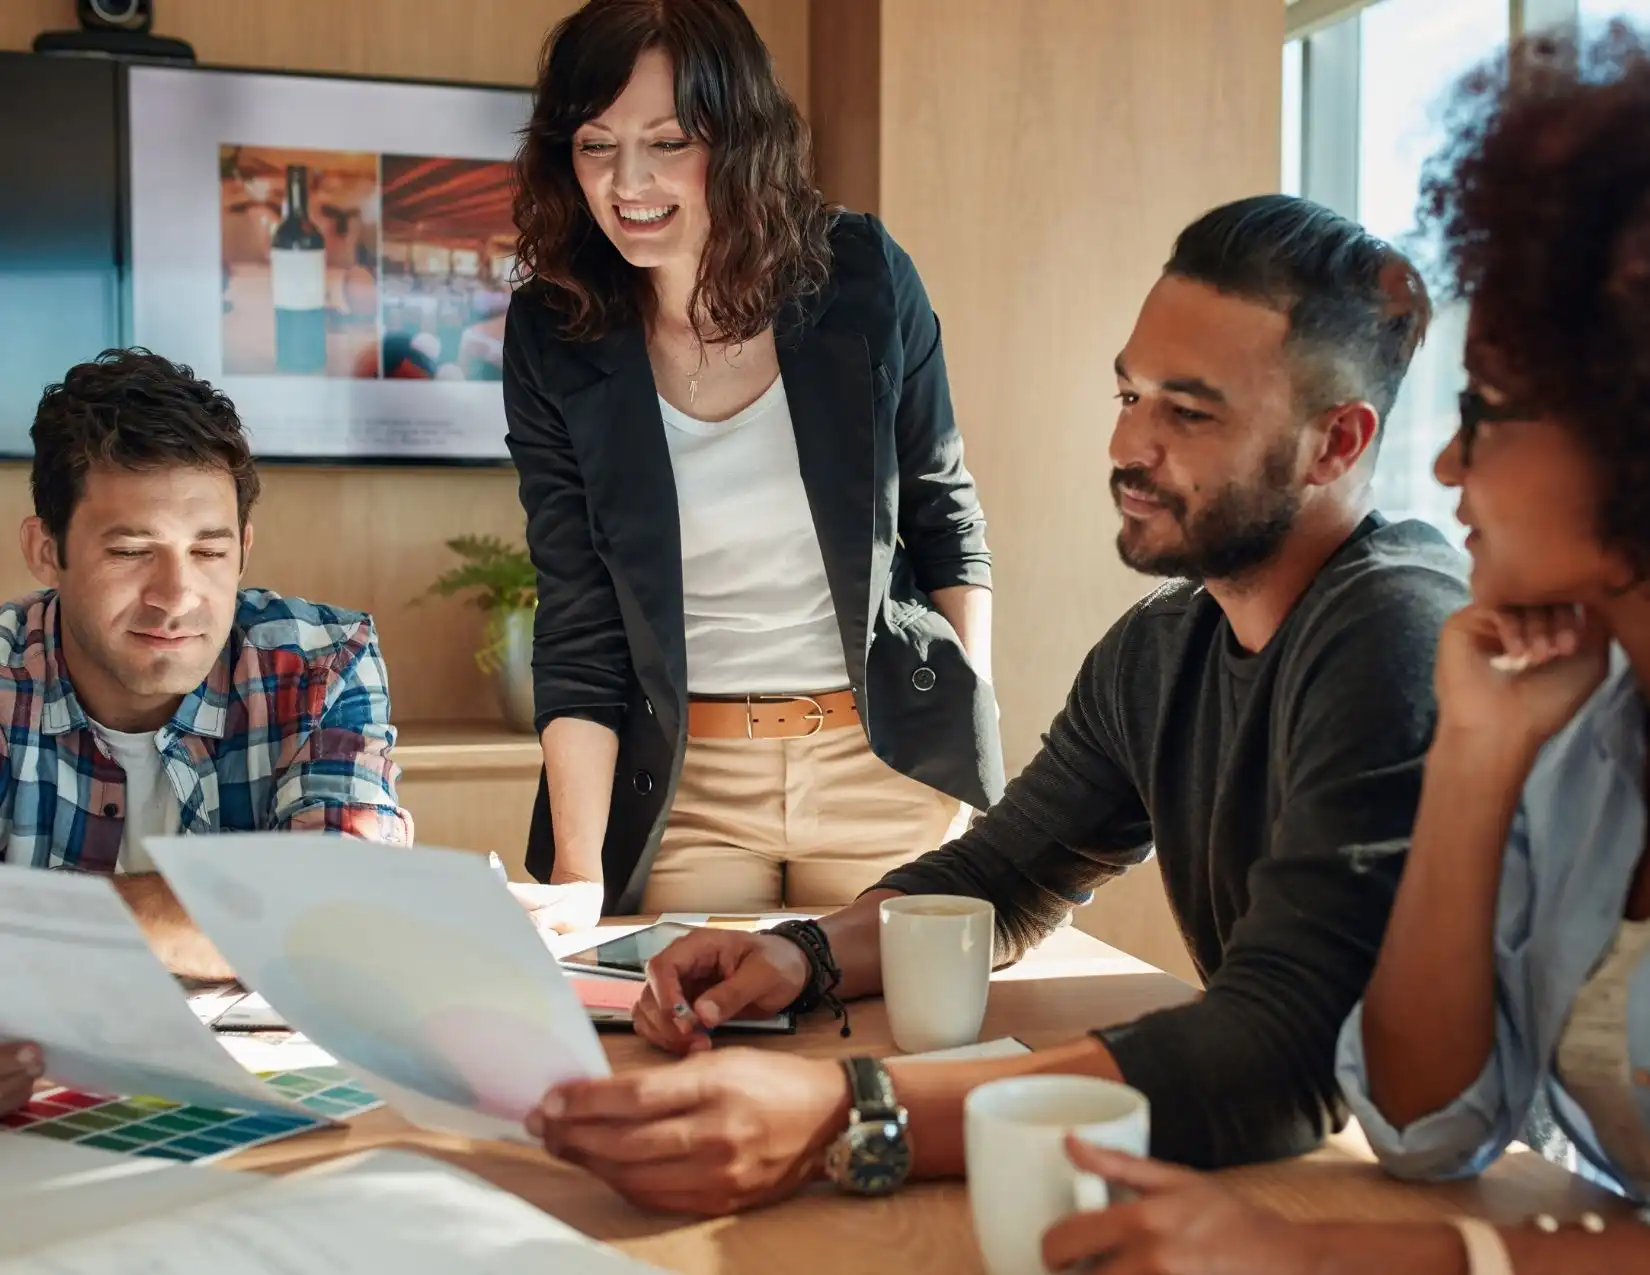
[687,353,705,406]
[662,330,708,406]
[662,322,742,408]
[679,338,712,407]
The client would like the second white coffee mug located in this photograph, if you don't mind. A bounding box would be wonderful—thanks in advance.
[964,1075,1151,1275]
[879,894,994,1054]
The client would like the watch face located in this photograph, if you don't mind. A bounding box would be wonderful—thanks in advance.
[841,1119,912,1196]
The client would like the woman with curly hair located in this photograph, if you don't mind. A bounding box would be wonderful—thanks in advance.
[995,23,1650,1275]
[502,0,1001,929]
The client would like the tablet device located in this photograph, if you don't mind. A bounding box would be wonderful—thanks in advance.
[559,921,700,980]
[198,990,292,1033]
[569,976,796,1034]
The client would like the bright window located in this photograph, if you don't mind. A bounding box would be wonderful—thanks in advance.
[1359,0,1509,539]
[1282,40,1303,198]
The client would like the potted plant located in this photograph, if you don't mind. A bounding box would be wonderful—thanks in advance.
[424,535,538,733]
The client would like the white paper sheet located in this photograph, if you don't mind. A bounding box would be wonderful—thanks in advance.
[146,835,610,1144]
[545,924,648,960]
[0,1140,263,1260]
[0,1148,664,1275]
[656,911,813,930]
[215,1034,339,1074]
[900,1037,1032,1063]
[0,866,321,1119]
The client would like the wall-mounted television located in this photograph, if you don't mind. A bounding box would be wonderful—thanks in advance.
[0,54,532,466]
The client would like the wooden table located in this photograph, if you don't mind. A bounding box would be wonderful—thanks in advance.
[229,924,1627,1274]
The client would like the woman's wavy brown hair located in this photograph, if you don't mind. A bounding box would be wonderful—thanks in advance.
[512,0,833,344]
[1419,22,1650,575]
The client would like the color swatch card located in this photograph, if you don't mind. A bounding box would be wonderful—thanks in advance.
[0,865,319,1120]
[146,834,611,1145]
[0,1065,379,1164]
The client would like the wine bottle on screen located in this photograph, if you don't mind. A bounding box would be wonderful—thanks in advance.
[270,164,327,374]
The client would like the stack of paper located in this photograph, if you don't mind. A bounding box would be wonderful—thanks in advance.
[0,1140,666,1274]
[0,867,325,1120]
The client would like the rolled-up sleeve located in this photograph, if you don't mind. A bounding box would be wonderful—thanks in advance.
[273,621,413,844]
[1335,811,1537,1182]
[502,296,630,735]
[1335,1001,1520,1181]
[872,217,991,594]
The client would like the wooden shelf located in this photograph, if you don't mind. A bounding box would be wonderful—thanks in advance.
[393,721,542,775]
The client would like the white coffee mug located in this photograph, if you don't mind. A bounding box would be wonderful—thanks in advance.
[964,1075,1151,1275]
[879,894,994,1054]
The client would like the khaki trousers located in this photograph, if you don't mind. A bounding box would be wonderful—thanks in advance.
[640,725,968,913]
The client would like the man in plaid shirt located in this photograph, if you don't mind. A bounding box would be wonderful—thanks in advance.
[0,349,412,981]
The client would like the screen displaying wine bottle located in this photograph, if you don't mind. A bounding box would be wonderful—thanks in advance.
[269,163,327,374]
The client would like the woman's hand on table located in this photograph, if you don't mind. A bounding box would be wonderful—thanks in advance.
[1043,1140,1321,1275]
[0,1041,44,1115]
[632,929,810,1053]
[526,1047,849,1216]
[507,880,605,935]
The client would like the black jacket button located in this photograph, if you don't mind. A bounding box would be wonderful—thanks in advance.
[633,770,654,795]
[911,667,936,692]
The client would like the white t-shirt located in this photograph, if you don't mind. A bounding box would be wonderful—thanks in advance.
[89,721,182,874]
[660,375,852,695]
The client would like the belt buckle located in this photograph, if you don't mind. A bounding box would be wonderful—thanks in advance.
[746,694,826,739]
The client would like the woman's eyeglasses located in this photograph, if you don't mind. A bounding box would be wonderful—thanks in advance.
[1455,388,1530,466]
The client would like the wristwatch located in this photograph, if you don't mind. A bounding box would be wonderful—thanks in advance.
[823,1058,912,1196]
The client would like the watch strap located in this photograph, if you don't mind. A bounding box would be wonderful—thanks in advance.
[842,1057,900,1119]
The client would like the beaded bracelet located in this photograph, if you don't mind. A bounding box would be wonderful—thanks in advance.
[770,919,852,1038]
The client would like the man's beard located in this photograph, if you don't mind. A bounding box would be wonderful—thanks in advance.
[1111,440,1301,584]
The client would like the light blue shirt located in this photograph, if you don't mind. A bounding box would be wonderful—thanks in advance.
[1335,651,1650,1200]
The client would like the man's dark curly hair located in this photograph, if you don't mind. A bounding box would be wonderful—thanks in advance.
[1419,22,1650,574]
[30,348,261,555]
[512,0,833,344]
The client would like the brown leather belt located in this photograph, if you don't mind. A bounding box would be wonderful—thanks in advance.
[686,690,860,740]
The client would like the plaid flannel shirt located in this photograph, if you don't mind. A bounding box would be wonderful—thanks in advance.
[0,588,412,871]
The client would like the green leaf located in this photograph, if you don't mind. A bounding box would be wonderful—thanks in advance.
[419,537,537,670]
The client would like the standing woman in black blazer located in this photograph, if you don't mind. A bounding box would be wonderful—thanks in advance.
[503,0,1004,929]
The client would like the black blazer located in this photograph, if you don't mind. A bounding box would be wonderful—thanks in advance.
[502,212,1005,912]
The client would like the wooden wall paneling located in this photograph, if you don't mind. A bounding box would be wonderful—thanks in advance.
[394,722,542,872]
[0,1,70,48]
[808,0,880,211]
[869,0,1284,980]
[0,1,809,99]
[398,765,540,873]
